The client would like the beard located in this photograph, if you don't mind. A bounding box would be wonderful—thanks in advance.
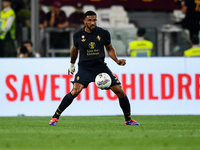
[86,24,96,32]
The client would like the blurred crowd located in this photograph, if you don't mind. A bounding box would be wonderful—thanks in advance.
[0,0,200,58]
[0,0,85,58]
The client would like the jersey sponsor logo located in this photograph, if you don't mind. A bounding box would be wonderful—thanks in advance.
[88,42,96,49]
[97,35,101,41]
[87,49,99,55]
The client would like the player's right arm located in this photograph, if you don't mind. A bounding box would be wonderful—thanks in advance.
[68,46,78,75]
[105,44,126,66]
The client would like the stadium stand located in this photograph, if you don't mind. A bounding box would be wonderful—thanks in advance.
[83,5,96,13]
[60,6,75,17]
[42,5,50,13]
[111,39,127,56]
[13,1,196,57]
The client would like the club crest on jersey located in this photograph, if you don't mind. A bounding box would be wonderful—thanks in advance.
[81,35,86,42]
[88,42,96,49]
[97,35,101,41]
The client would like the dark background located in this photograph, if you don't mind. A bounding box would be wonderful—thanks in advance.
[43,0,181,11]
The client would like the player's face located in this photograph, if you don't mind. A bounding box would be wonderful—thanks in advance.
[84,15,97,31]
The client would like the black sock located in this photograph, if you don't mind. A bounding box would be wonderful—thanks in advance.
[53,92,75,119]
[119,95,131,121]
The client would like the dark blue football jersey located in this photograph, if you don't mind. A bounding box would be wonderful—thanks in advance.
[73,26,111,66]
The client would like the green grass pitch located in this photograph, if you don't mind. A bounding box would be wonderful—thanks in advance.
[0,115,200,150]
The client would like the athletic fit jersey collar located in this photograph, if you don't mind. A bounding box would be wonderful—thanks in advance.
[82,26,98,35]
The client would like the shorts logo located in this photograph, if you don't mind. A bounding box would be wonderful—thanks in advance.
[81,35,86,42]
[113,73,118,80]
[97,35,101,41]
[77,76,80,81]
[113,73,119,83]
[88,42,96,49]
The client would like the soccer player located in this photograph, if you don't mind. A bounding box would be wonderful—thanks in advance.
[49,11,140,126]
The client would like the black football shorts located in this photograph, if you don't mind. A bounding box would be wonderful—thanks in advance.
[73,64,121,88]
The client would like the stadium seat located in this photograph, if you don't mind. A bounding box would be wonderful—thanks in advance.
[98,21,111,29]
[182,29,190,43]
[111,39,127,56]
[171,10,185,22]
[114,28,138,50]
[42,5,50,13]
[107,28,117,39]
[97,8,110,21]
[109,5,130,28]
[110,5,125,13]
[96,9,111,28]
[115,23,136,28]
[109,15,129,28]
[60,6,75,17]
[83,5,96,13]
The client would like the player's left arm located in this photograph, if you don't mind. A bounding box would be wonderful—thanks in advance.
[105,44,126,66]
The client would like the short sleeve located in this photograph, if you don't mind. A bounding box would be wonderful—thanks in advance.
[104,30,111,46]
[73,33,79,48]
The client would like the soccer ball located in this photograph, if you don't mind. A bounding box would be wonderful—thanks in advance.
[95,73,112,90]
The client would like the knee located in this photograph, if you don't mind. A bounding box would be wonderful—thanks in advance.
[116,90,126,98]
[71,88,82,97]
[112,85,126,98]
